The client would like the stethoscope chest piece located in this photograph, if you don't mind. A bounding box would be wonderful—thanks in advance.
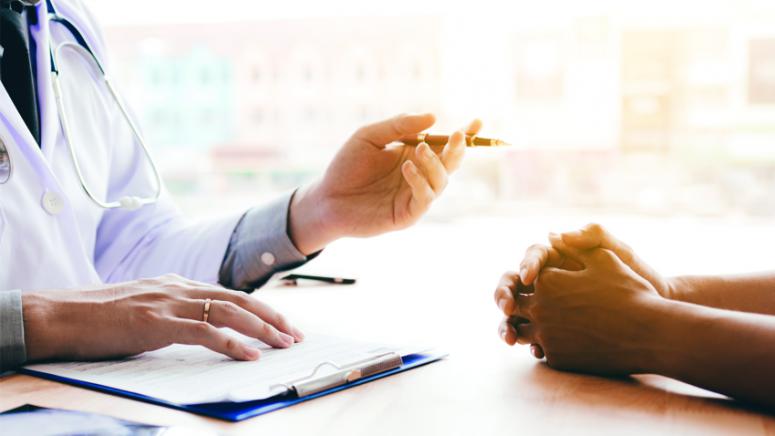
[0,139,10,184]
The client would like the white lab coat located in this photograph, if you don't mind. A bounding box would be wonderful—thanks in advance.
[0,0,241,291]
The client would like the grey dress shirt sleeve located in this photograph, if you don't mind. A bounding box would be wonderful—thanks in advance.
[219,192,318,291]
[0,290,26,371]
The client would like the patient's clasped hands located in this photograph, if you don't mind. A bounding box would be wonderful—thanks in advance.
[494,224,677,375]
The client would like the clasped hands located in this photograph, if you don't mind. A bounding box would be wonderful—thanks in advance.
[494,224,675,375]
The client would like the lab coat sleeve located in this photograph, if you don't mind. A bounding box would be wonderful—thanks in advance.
[67,0,316,286]
[0,290,25,371]
[219,193,314,291]
[95,196,243,284]
[55,0,242,284]
[96,191,316,287]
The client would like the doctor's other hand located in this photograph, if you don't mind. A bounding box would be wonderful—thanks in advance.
[497,245,666,375]
[22,274,303,363]
[288,113,479,255]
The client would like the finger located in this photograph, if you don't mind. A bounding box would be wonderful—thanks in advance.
[184,288,304,342]
[354,113,436,148]
[512,321,537,346]
[464,118,483,136]
[519,244,571,285]
[535,266,579,290]
[548,233,587,267]
[562,223,639,273]
[169,319,260,361]
[519,244,551,286]
[495,271,519,294]
[520,243,585,286]
[560,223,606,250]
[440,130,466,172]
[494,271,523,315]
[550,234,611,272]
[414,142,448,194]
[499,319,518,346]
[515,292,534,321]
[401,160,435,214]
[530,344,545,359]
[494,285,517,316]
[186,299,294,349]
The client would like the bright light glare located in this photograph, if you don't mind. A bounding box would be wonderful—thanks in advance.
[84,0,775,220]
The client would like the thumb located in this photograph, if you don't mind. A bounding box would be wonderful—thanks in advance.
[560,224,606,250]
[548,232,588,268]
[353,113,436,148]
[560,223,667,293]
[561,223,635,265]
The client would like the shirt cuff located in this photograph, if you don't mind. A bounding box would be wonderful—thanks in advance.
[219,192,318,291]
[0,290,26,371]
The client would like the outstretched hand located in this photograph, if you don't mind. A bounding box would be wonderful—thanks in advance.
[289,113,481,255]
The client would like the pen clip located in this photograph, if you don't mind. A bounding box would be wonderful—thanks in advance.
[285,352,403,398]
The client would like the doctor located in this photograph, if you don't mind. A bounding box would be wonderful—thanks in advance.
[0,0,477,370]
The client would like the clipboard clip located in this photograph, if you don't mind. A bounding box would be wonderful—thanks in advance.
[274,352,403,398]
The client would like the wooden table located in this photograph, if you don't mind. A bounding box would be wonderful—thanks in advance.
[2,218,774,435]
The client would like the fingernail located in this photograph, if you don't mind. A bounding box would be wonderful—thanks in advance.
[499,328,507,340]
[519,267,528,284]
[244,347,260,360]
[292,327,305,342]
[280,333,294,346]
[498,298,506,313]
[419,142,432,157]
[405,161,417,175]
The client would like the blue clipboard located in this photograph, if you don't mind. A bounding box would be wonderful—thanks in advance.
[19,352,445,422]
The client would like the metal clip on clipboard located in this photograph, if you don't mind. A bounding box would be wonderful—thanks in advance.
[276,352,404,398]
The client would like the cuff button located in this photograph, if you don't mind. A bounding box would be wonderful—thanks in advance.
[261,252,276,266]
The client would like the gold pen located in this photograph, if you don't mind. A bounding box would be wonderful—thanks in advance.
[401,133,511,147]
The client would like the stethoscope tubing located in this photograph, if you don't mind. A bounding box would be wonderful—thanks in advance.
[36,0,163,210]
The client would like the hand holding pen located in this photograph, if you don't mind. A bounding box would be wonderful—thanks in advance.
[282,120,508,290]
[288,115,482,255]
[287,114,509,256]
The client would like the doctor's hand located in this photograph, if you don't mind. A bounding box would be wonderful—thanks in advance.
[22,274,303,363]
[287,113,478,255]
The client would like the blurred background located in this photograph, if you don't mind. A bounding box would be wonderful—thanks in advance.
[81,0,775,265]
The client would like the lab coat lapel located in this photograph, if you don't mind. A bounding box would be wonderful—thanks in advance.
[0,1,57,167]
[29,0,59,161]
[0,81,46,175]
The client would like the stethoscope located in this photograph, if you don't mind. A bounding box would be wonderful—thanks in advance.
[0,0,162,210]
